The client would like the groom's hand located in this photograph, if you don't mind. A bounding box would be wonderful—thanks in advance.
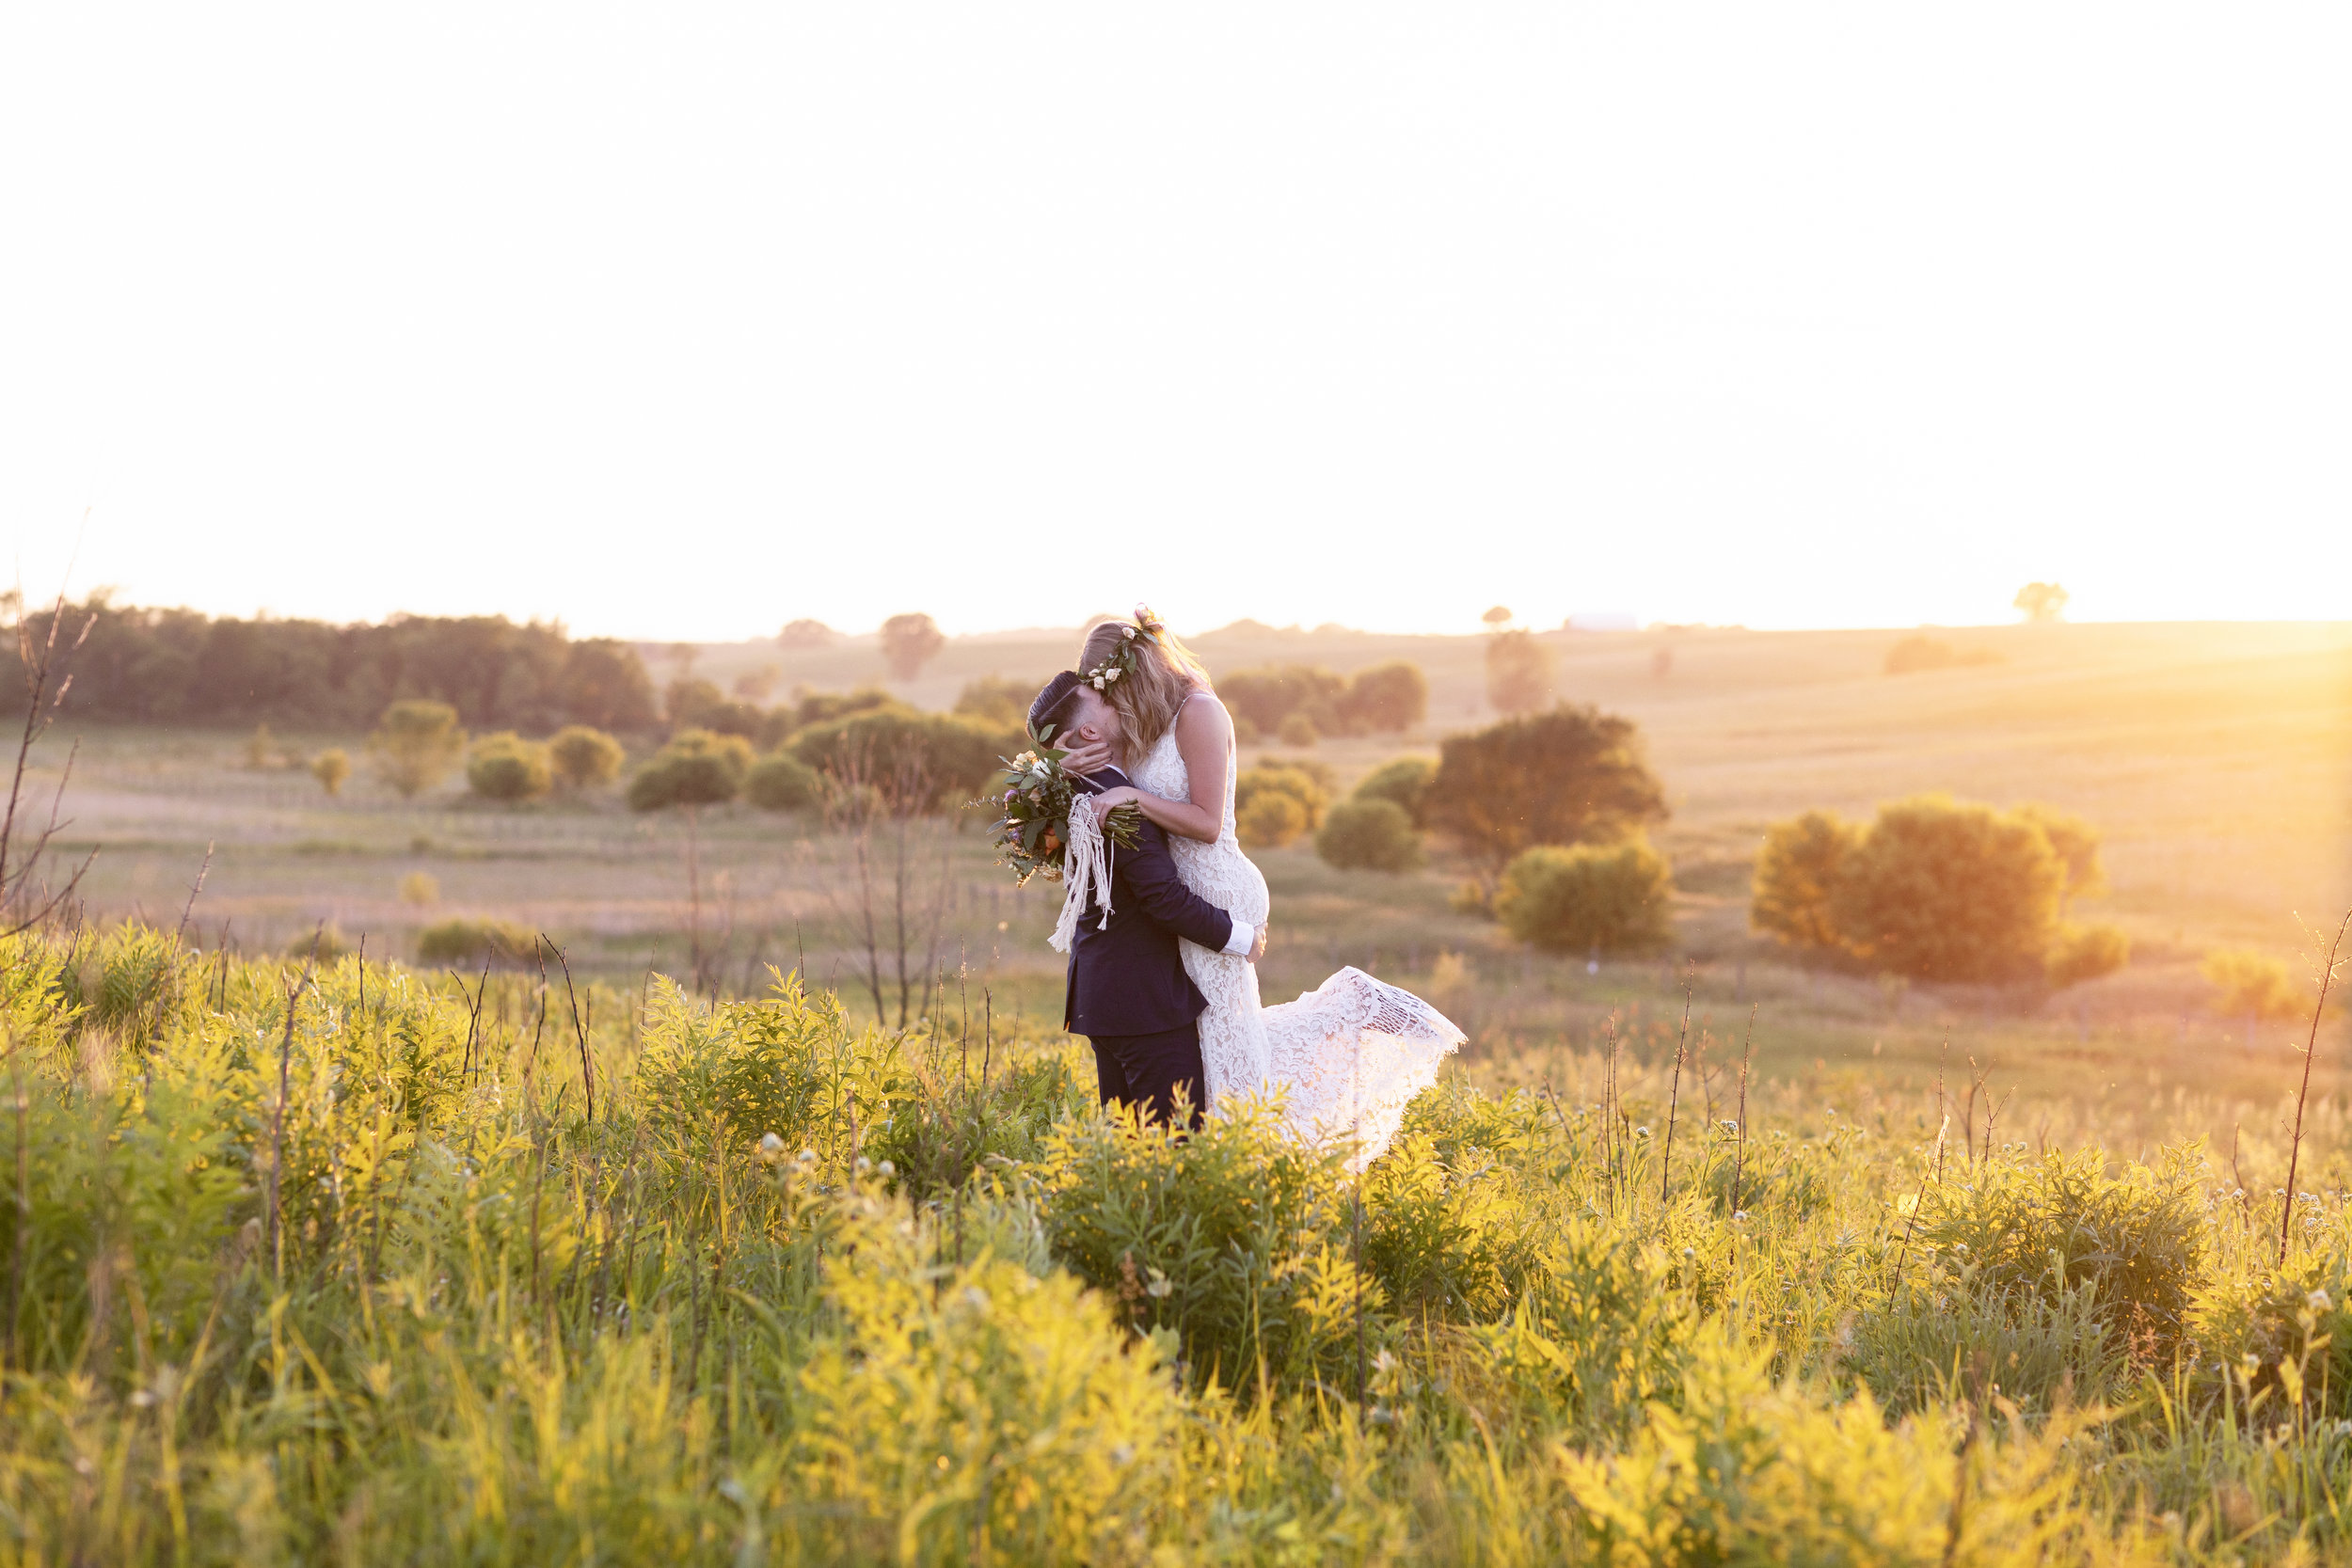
[1060,737,1115,776]
[1248,924,1268,964]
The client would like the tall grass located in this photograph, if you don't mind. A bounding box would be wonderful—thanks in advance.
[3,921,2352,1562]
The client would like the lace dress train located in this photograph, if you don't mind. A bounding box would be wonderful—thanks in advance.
[1129,721,1462,1170]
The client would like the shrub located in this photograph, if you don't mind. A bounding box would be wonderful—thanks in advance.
[1339,660,1427,732]
[245,722,278,769]
[415,916,538,967]
[1217,664,1346,735]
[746,751,821,813]
[1234,764,1329,832]
[367,699,466,798]
[1883,634,2003,674]
[798,1201,1184,1563]
[1230,713,1260,746]
[664,676,764,738]
[953,674,1034,727]
[1315,799,1422,873]
[465,732,552,801]
[2013,801,2107,905]
[1484,627,1551,713]
[309,748,351,796]
[879,611,946,680]
[788,709,1015,810]
[1036,1101,1374,1391]
[1749,810,1859,953]
[1828,795,2063,981]
[397,871,438,906]
[1924,1146,2206,1358]
[1351,754,1436,826]
[627,729,753,811]
[1493,840,1675,954]
[2202,948,2299,1021]
[2045,922,2130,988]
[1278,712,1319,747]
[1237,791,1308,849]
[547,724,626,790]
[1427,705,1667,870]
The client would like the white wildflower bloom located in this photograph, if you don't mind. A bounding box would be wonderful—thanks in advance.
[2312,1289,2335,1314]
[759,1132,784,1154]
[877,1160,896,1178]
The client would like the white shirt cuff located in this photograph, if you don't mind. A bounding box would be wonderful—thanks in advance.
[1222,920,1255,958]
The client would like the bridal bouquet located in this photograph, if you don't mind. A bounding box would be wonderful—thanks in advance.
[983,727,1144,886]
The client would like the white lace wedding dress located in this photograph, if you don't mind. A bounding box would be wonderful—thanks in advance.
[1129,713,1464,1171]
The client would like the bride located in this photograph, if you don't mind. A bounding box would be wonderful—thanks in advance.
[1057,607,1462,1170]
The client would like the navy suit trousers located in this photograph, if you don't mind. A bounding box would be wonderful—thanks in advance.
[1087,1022,1207,1131]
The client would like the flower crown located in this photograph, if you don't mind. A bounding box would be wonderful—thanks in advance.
[1082,605,1165,691]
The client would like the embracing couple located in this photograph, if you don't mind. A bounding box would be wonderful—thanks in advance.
[1033,609,1462,1171]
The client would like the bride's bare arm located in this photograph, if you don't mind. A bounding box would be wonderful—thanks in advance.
[1085,691,1232,843]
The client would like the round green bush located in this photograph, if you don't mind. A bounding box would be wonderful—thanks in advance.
[628,729,754,811]
[1493,839,1674,953]
[1234,765,1329,832]
[747,752,822,813]
[467,733,552,802]
[1351,755,1437,827]
[1278,713,1319,748]
[1315,799,1422,873]
[1237,791,1308,849]
[548,724,626,790]
[2046,922,2130,989]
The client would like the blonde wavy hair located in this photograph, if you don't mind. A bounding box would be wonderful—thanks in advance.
[1077,608,1213,763]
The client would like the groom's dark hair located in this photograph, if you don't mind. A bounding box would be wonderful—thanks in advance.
[1028,671,1088,742]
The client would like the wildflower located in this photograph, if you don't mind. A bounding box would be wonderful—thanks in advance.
[1122,626,1136,640]
[1111,1443,1136,1465]
[797,1148,816,1164]
[759,1132,784,1156]
[2312,1289,2336,1314]
[1145,1267,1174,1299]
[877,1159,896,1179]
[855,1155,872,1172]
[961,1285,991,1313]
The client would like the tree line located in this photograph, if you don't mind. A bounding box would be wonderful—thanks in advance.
[9,595,660,732]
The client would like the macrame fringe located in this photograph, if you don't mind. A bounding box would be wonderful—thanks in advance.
[1047,798,1117,954]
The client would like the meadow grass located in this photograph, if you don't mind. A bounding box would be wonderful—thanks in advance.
[7,922,2352,1562]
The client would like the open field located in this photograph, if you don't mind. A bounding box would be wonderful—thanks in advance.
[29,619,2352,1153]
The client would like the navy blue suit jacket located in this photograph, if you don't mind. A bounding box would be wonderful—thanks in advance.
[1062,768,1237,1037]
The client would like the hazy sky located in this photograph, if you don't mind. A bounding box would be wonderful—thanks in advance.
[4,5,2345,641]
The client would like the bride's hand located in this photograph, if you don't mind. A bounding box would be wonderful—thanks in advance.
[1088,784,1142,822]
[1059,736,1115,776]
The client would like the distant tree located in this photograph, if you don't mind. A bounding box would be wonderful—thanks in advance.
[779,618,838,648]
[879,612,946,680]
[1351,755,1437,828]
[548,725,626,791]
[467,732,553,802]
[1427,705,1667,871]
[787,685,902,731]
[2014,582,2070,623]
[1827,795,2064,982]
[2012,802,2106,909]
[1485,629,1553,714]
[1339,661,1427,732]
[666,676,769,737]
[1750,811,1861,953]
[746,752,822,813]
[2046,923,2130,989]
[1279,713,1320,747]
[733,664,782,702]
[398,870,437,905]
[1493,840,1674,954]
[559,639,660,731]
[1481,606,1513,629]
[309,748,351,797]
[954,674,1035,728]
[628,729,753,812]
[368,700,467,799]
[1315,798,1422,873]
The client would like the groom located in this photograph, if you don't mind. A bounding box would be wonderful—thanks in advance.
[1030,671,1264,1130]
